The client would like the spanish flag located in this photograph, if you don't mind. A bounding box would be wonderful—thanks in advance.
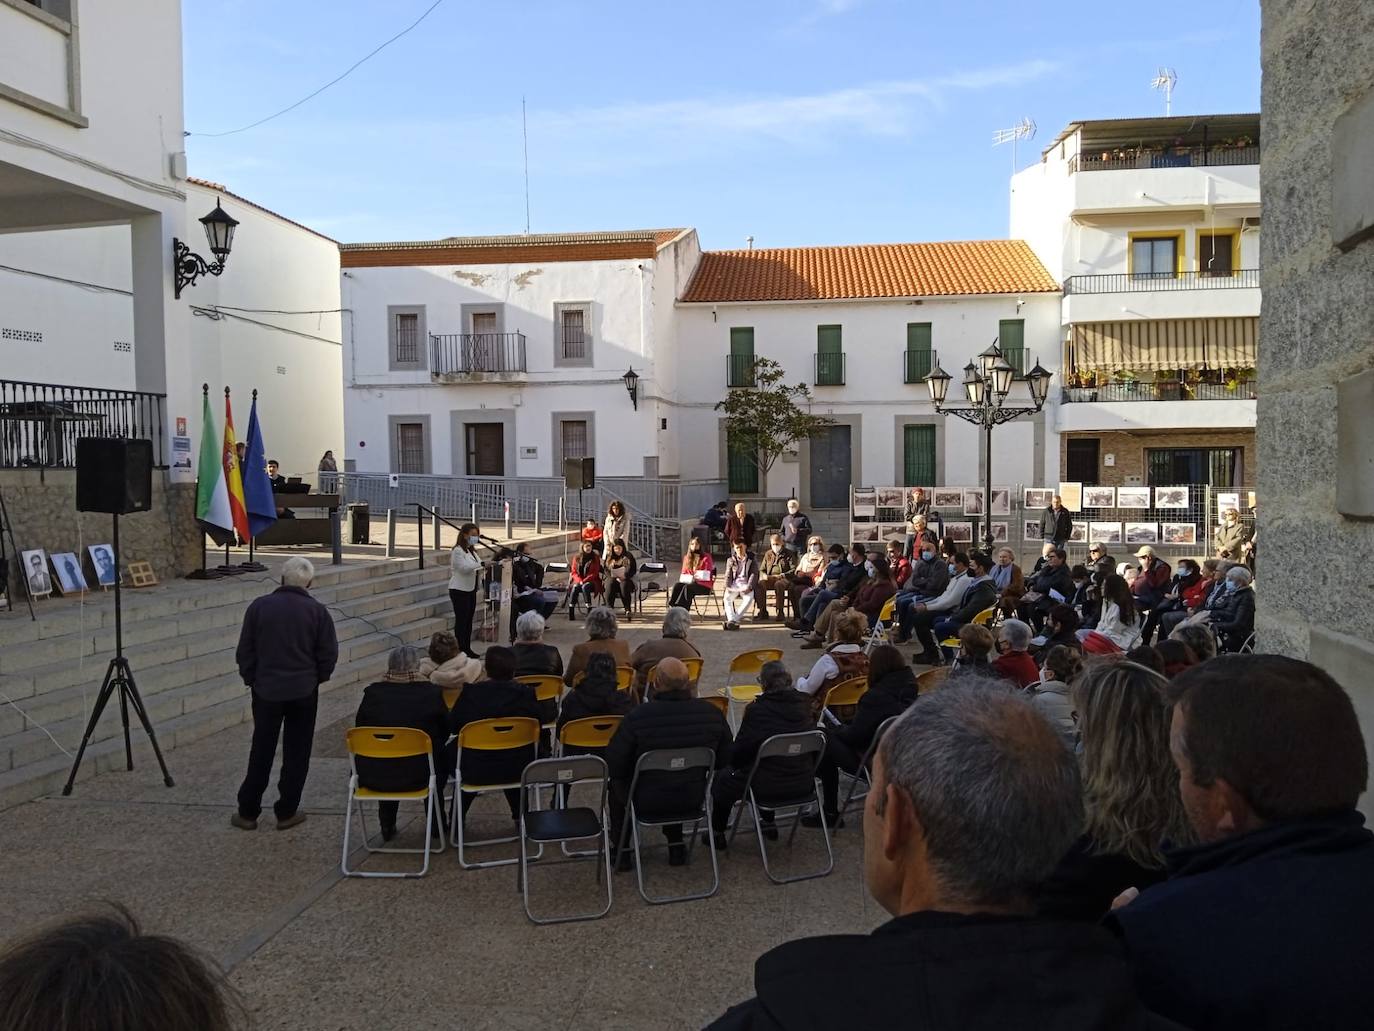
[222,391,250,544]
[194,390,234,546]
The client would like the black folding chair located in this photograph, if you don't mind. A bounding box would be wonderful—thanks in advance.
[617,746,719,905]
[516,756,613,924]
[836,715,900,822]
[724,731,834,884]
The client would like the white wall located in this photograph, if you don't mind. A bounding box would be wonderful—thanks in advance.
[341,248,676,478]
[672,294,1062,503]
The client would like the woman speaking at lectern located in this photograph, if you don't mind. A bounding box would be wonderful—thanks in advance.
[449,523,485,659]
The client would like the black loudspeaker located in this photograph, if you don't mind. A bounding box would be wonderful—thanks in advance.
[563,457,595,491]
[76,438,153,515]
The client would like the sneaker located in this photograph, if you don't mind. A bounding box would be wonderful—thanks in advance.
[800,811,843,830]
[722,620,731,631]
[790,628,811,639]
[229,813,257,831]
[275,812,308,831]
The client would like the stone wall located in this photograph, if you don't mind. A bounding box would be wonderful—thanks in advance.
[1260,0,1374,802]
[0,470,201,598]
[1058,429,1255,487]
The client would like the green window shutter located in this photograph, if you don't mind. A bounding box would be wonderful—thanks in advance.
[817,325,842,353]
[727,430,759,494]
[729,327,755,356]
[728,327,756,387]
[999,319,1026,374]
[903,425,936,486]
[905,322,932,383]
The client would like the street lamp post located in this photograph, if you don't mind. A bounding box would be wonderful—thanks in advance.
[925,340,1052,553]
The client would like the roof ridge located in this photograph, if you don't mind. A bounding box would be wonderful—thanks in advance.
[342,228,685,251]
[185,177,338,244]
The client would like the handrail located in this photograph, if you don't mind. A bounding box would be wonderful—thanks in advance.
[415,502,470,570]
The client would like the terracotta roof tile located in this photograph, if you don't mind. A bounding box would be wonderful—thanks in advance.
[680,240,1058,303]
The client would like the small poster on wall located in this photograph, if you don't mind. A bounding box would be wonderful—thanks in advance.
[1162,523,1198,544]
[851,523,881,544]
[1216,492,1241,517]
[52,553,88,594]
[1155,486,1190,509]
[1125,522,1159,544]
[962,489,986,516]
[989,488,1011,516]
[1024,488,1054,510]
[852,488,877,519]
[1057,482,1083,512]
[945,521,974,543]
[1068,523,1088,543]
[21,550,52,598]
[1083,486,1117,509]
[1116,487,1151,509]
[932,489,964,509]
[1088,521,1123,544]
[988,521,1009,543]
[876,487,906,509]
[1022,518,1042,541]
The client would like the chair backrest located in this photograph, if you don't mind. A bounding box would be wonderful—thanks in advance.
[520,754,608,794]
[616,665,635,691]
[457,717,540,752]
[821,676,868,710]
[632,745,716,776]
[727,648,783,675]
[546,561,570,573]
[681,657,705,684]
[917,667,949,693]
[876,596,896,622]
[347,726,432,759]
[516,674,564,704]
[755,729,826,763]
[559,716,623,750]
[972,607,997,627]
[641,562,668,574]
[702,695,729,718]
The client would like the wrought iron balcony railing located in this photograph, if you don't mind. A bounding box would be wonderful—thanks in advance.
[1064,269,1260,295]
[430,333,527,375]
[0,379,167,469]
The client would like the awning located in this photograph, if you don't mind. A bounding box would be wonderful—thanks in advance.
[1070,317,1257,370]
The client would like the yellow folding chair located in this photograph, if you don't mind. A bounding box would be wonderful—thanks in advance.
[342,727,443,879]
[865,596,897,654]
[681,657,705,686]
[819,676,868,725]
[558,716,624,756]
[939,606,998,651]
[723,648,783,732]
[452,717,541,869]
[517,674,564,741]
[702,695,730,719]
[917,667,949,693]
[616,665,636,691]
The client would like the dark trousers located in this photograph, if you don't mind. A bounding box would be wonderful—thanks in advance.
[566,583,598,612]
[669,582,711,609]
[817,734,863,813]
[450,588,477,656]
[803,589,840,626]
[458,787,521,823]
[237,689,319,821]
[754,576,788,616]
[913,611,960,656]
[610,781,684,857]
[606,579,636,612]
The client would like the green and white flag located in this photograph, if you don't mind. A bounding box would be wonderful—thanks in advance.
[194,391,234,546]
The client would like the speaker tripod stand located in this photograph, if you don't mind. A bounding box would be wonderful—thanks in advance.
[62,512,174,795]
[0,483,35,619]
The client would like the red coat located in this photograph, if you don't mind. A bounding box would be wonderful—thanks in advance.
[890,557,912,587]
[994,651,1041,689]
[570,551,603,592]
[1181,576,1210,611]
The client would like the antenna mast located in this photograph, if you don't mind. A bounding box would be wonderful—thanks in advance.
[1151,68,1178,115]
[992,117,1037,173]
[522,96,531,234]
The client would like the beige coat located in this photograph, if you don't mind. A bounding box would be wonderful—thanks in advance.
[419,653,484,707]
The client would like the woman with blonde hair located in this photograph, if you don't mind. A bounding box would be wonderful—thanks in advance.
[1037,660,1192,921]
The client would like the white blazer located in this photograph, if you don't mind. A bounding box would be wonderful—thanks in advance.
[448,545,483,593]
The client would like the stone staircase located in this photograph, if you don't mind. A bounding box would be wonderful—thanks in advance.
[0,533,575,811]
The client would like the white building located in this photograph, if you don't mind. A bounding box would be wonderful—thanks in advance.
[673,242,1061,509]
[339,229,700,481]
[1011,114,1261,490]
[0,177,344,473]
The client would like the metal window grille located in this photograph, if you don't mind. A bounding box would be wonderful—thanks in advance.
[560,309,586,360]
[1146,447,1238,488]
[396,422,426,474]
[394,313,419,363]
[560,420,588,464]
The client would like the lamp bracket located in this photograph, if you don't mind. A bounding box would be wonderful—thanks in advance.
[173,238,225,300]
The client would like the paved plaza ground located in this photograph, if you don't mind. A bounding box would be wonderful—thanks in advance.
[0,594,884,1030]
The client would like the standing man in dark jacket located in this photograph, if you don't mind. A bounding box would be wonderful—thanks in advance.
[447,646,542,827]
[1109,656,1374,1031]
[1039,495,1075,546]
[354,645,451,841]
[709,683,1182,1030]
[778,499,812,552]
[705,661,814,844]
[604,657,733,867]
[233,557,338,831]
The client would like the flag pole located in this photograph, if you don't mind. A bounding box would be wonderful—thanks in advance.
[239,388,268,572]
[186,383,224,580]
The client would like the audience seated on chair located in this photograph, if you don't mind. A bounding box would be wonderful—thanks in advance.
[1159,559,1220,640]
[894,548,966,647]
[563,606,631,687]
[788,544,866,635]
[512,612,564,679]
[565,539,603,621]
[722,540,760,631]
[796,609,870,714]
[1130,546,1172,617]
[511,541,559,626]
[892,540,952,641]
[1027,645,1081,741]
[992,547,1025,617]
[808,644,916,829]
[604,657,733,869]
[885,541,911,593]
[1017,546,1074,631]
[1108,656,1374,1031]
[1207,565,1255,653]
[1037,660,1189,922]
[707,684,1174,1030]
[911,552,998,668]
[947,623,995,682]
[603,539,637,621]
[1078,574,1142,654]
[629,607,702,693]
[1140,558,1206,646]
[418,631,483,705]
[355,645,453,842]
[447,646,542,826]
[784,536,828,616]
[755,533,796,622]
[1037,603,1084,659]
[0,905,242,1031]
[668,536,715,610]
[800,553,895,649]
[706,660,814,847]
[992,619,1039,688]
[557,652,633,742]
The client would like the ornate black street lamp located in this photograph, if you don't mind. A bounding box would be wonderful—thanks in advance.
[926,340,1053,552]
[622,366,640,410]
[174,199,239,299]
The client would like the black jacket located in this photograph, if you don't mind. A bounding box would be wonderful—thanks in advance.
[833,667,916,753]
[604,689,733,819]
[512,642,563,678]
[1037,835,1167,922]
[556,673,634,738]
[1028,563,1074,605]
[904,554,949,597]
[729,689,816,799]
[1109,811,1374,1031]
[1210,586,1255,649]
[1039,506,1075,543]
[511,556,545,592]
[708,910,1185,1030]
[950,577,999,624]
[835,562,867,597]
[779,512,812,548]
[235,585,338,701]
[354,680,452,791]
[447,679,543,789]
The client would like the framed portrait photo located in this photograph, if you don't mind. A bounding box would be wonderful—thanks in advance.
[21,549,52,598]
[88,544,120,587]
[52,552,88,594]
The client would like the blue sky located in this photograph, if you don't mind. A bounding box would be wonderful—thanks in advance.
[184,0,1260,248]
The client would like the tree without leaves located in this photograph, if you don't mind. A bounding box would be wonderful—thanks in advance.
[714,357,834,488]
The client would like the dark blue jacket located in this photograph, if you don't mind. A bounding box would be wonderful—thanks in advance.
[236,585,338,701]
[1108,811,1374,1031]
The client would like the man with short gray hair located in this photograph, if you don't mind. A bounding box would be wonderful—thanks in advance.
[708,683,1181,1029]
[232,556,338,831]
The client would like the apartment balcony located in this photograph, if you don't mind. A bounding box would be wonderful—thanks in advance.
[430,333,527,382]
[1057,371,1256,434]
[1064,272,1261,324]
[1062,374,1256,404]
[1068,144,1258,175]
[814,352,845,386]
[1064,269,1260,295]
[726,354,756,388]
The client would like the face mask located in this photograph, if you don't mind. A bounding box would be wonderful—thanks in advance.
[948,563,958,575]
[772,544,782,554]
[1225,580,1239,592]
[864,561,876,576]
[921,550,934,561]
[1073,580,1086,589]
[810,544,822,553]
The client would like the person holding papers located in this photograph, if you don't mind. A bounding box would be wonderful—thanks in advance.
[1016,547,1074,632]
[668,536,715,609]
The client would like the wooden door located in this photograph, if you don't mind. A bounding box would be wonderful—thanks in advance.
[465,423,504,476]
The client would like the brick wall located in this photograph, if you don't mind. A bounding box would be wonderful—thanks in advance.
[1058,429,1255,487]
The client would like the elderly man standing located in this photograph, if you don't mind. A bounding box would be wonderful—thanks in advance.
[1039,494,1075,547]
[779,498,812,552]
[232,557,338,831]
[724,502,756,553]
[708,684,1180,1028]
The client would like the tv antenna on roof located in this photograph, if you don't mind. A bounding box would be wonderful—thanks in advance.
[992,117,1036,172]
[1151,67,1178,115]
